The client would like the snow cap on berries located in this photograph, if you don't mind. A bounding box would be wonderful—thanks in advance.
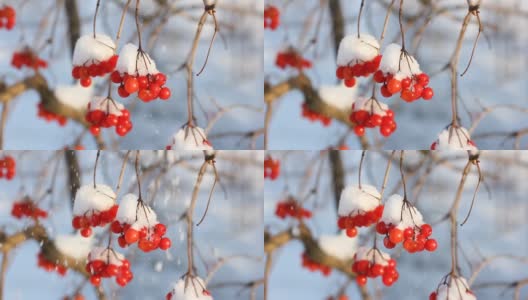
[318,82,358,111]
[168,127,213,151]
[318,230,358,260]
[55,232,94,261]
[380,44,421,80]
[355,247,391,266]
[352,97,389,116]
[116,194,158,230]
[73,184,116,215]
[88,247,125,266]
[338,184,381,216]
[433,126,477,151]
[380,194,424,229]
[55,83,93,110]
[116,43,158,76]
[337,34,380,66]
[435,277,476,300]
[168,277,213,300]
[88,96,124,115]
[73,34,116,66]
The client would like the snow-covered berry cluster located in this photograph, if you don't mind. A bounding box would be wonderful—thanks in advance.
[72,184,118,237]
[352,247,399,287]
[349,97,396,137]
[38,102,67,126]
[85,97,132,136]
[336,34,381,88]
[11,50,48,71]
[37,252,67,276]
[302,252,331,276]
[376,194,437,253]
[275,50,312,70]
[86,247,133,287]
[430,276,476,300]
[337,185,383,238]
[264,5,280,30]
[431,125,477,151]
[11,199,48,220]
[72,34,118,88]
[166,277,213,300]
[0,5,16,30]
[0,155,15,180]
[376,44,434,102]
[113,44,171,102]
[264,156,280,180]
[302,103,332,126]
[111,194,171,252]
[275,199,312,220]
[166,126,213,151]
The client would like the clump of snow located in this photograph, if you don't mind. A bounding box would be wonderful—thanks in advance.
[54,83,93,110]
[116,43,159,76]
[380,194,424,229]
[354,247,390,266]
[88,96,124,116]
[318,230,358,260]
[55,232,93,260]
[338,184,381,216]
[168,277,213,300]
[73,184,116,215]
[433,126,478,151]
[337,34,380,66]
[380,43,422,80]
[73,34,116,66]
[352,97,389,116]
[168,127,213,151]
[116,194,158,230]
[318,82,358,111]
[88,247,125,266]
[436,277,477,300]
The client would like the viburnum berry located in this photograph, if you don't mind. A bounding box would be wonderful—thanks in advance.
[11,49,48,71]
[37,252,67,276]
[11,197,48,220]
[431,125,477,151]
[166,276,213,300]
[349,97,396,137]
[337,184,384,237]
[37,102,67,126]
[85,97,132,137]
[336,34,381,88]
[264,156,280,180]
[351,247,399,287]
[275,198,312,220]
[72,184,118,237]
[72,34,118,88]
[264,5,280,30]
[166,125,213,150]
[0,5,16,30]
[86,247,133,287]
[302,102,332,126]
[111,194,172,252]
[0,155,16,180]
[275,49,312,70]
[430,275,476,300]
[302,252,331,276]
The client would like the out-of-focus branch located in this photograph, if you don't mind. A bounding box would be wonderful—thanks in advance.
[328,0,344,57]
[64,150,81,206]
[328,150,345,210]
[64,0,81,57]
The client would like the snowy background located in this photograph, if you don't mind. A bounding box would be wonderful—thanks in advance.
[264,150,528,299]
[0,0,263,149]
[265,0,528,150]
[0,150,263,300]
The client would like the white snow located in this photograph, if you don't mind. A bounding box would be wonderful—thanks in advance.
[168,127,214,151]
[352,97,389,116]
[88,247,125,266]
[435,277,477,300]
[318,82,357,111]
[433,126,478,151]
[72,34,116,66]
[318,230,358,260]
[380,194,424,229]
[116,43,159,76]
[336,34,380,66]
[73,184,116,216]
[54,83,93,110]
[168,277,213,300]
[54,232,93,260]
[380,43,422,80]
[354,247,391,266]
[338,184,381,216]
[116,193,159,230]
[88,96,124,116]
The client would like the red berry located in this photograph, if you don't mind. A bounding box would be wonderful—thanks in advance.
[388,228,403,244]
[422,87,434,100]
[90,275,101,286]
[354,126,365,137]
[425,239,438,252]
[124,228,139,244]
[356,275,367,286]
[159,238,171,250]
[124,77,139,94]
[159,87,171,100]
[80,77,92,87]
[387,79,402,94]
[346,227,358,238]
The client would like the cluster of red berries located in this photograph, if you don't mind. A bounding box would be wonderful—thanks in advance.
[337,205,384,238]
[11,50,48,71]
[0,6,15,30]
[11,200,48,220]
[352,256,399,287]
[72,205,119,237]
[85,101,132,137]
[374,71,434,102]
[111,71,171,102]
[0,155,15,180]
[376,222,438,253]
[37,102,67,126]
[275,200,312,220]
[302,103,331,126]
[336,55,382,88]
[111,221,171,252]
[72,55,118,87]
[264,156,280,180]
[302,252,331,276]
[37,252,67,276]
[275,50,312,70]
[264,5,280,30]
[86,256,133,287]
[349,102,396,137]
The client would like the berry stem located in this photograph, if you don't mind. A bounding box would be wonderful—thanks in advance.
[134,150,142,200]
[379,150,395,200]
[93,150,101,189]
[115,150,131,196]
[135,0,143,50]
[93,0,101,39]
[398,0,406,51]
[115,0,133,45]
[358,150,366,189]
[357,0,365,39]
[399,150,407,200]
